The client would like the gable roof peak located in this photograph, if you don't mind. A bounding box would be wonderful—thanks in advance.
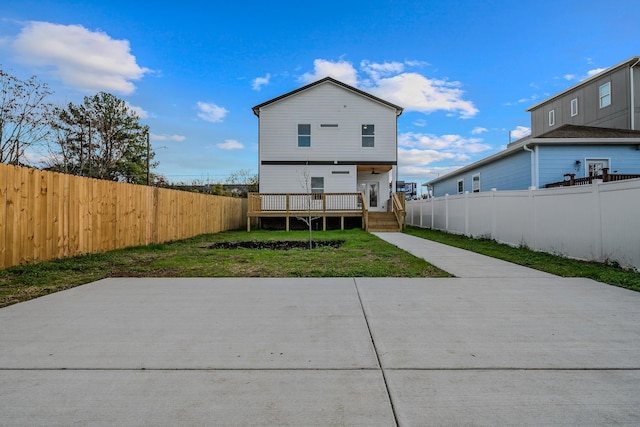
[251,76,403,116]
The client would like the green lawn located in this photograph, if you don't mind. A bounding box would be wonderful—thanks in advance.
[3,226,637,309]
[0,229,449,308]
[405,226,640,292]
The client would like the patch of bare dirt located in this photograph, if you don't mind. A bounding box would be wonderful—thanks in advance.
[206,240,344,250]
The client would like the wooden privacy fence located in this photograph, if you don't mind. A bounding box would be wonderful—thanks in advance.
[0,164,247,269]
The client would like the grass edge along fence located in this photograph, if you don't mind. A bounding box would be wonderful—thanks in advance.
[0,163,247,269]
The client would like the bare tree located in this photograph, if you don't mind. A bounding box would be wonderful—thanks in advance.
[0,68,54,165]
[297,169,321,249]
[226,168,258,196]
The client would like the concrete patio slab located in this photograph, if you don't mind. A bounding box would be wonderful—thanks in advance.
[0,278,378,370]
[386,369,640,426]
[0,370,395,426]
[2,244,640,425]
[356,277,640,369]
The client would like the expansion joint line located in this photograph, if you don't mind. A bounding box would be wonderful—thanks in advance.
[353,278,399,427]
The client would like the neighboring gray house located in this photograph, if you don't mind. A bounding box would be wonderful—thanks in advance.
[252,77,403,212]
[426,56,640,196]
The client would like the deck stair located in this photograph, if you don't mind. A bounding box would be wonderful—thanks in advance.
[367,212,402,232]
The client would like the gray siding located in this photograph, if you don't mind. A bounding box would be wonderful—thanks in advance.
[530,65,635,136]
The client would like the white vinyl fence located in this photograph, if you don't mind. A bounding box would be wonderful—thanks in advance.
[407,178,640,271]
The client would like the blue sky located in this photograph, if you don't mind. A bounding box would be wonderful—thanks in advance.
[1,0,639,186]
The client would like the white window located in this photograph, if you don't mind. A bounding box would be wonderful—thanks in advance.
[549,109,555,126]
[472,174,480,193]
[362,124,374,147]
[457,179,464,194]
[571,98,578,116]
[298,124,311,147]
[599,82,611,108]
[585,159,610,177]
[311,177,324,193]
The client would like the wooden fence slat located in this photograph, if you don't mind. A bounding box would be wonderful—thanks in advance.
[0,165,7,269]
[0,163,246,269]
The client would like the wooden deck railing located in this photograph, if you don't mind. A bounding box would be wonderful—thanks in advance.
[545,168,640,188]
[247,192,368,231]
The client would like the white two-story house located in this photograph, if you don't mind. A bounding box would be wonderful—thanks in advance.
[252,77,403,213]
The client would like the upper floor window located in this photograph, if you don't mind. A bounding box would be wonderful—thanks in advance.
[599,82,611,108]
[298,124,311,147]
[548,109,555,126]
[457,179,464,194]
[362,124,375,147]
[571,98,578,116]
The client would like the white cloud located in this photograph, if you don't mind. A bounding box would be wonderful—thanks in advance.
[299,58,478,119]
[216,139,244,150]
[252,73,271,91]
[396,131,491,181]
[399,147,457,166]
[151,133,186,142]
[563,67,606,83]
[586,67,606,78]
[505,94,539,106]
[300,58,359,86]
[197,101,228,123]
[402,164,465,183]
[360,60,405,80]
[471,127,488,135]
[125,102,148,119]
[510,125,531,140]
[369,72,478,118]
[12,21,149,95]
[399,132,491,154]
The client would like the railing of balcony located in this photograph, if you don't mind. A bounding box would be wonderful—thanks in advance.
[248,192,366,214]
[545,168,640,188]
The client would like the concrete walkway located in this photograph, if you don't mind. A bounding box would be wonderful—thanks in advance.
[372,232,557,278]
[1,235,640,425]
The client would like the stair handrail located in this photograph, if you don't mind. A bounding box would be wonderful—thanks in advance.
[392,192,406,230]
[360,192,369,231]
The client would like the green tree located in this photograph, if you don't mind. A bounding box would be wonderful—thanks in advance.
[50,92,156,183]
[0,68,54,165]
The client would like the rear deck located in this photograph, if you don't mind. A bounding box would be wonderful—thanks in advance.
[247,192,406,232]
